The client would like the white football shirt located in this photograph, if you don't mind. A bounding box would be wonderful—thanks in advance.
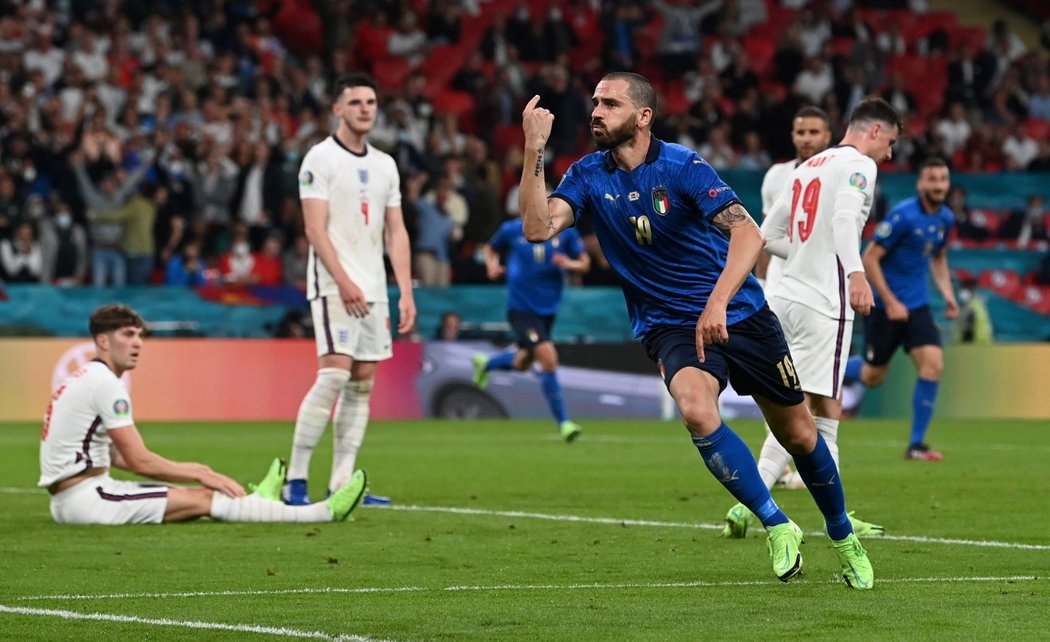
[762,145,877,320]
[759,159,797,296]
[39,361,134,487]
[298,137,401,303]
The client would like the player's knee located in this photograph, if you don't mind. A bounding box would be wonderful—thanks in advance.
[678,399,722,434]
[861,365,887,387]
[349,378,374,395]
[317,367,351,392]
[918,360,943,380]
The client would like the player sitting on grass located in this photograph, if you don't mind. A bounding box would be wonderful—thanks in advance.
[39,304,367,525]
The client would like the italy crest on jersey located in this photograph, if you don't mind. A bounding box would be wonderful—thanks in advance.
[651,187,670,215]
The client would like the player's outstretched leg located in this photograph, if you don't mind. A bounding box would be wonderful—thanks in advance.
[209,470,366,523]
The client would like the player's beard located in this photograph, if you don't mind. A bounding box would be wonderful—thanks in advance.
[922,189,947,207]
[592,118,636,150]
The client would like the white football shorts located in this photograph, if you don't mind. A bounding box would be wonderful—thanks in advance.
[310,296,393,361]
[768,295,853,399]
[50,473,168,525]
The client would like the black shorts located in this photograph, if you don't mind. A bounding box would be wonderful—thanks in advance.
[641,305,805,407]
[508,309,555,349]
[863,304,942,366]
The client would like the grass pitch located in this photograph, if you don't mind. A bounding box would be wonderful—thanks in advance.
[0,418,1047,641]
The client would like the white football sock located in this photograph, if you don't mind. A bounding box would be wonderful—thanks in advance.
[329,379,372,491]
[210,492,332,522]
[288,368,350,480]
[757,422,793,490]
[813,416,841,470]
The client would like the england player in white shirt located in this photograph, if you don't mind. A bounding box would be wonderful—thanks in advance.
[40,305,367,524]
[286,73,416,506]
[754,106,833,492]
[724,98,902,539]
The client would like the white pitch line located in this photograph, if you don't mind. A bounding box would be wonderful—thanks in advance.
[14,575,1047,603]
[0,487,44,494]
[0,604,391,642]
[377,504,1050,551]
[2,484,1046,551]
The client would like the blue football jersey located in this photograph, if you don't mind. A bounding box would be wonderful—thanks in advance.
[871,196,955,310]
[552,137,765,338]
[490,219,585,316]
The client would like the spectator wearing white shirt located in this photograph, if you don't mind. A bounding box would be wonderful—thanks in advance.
[1001,119,1039,171]
[22,25,64,87]
[1,221,44,283]
[794,55,834,104]
[934,102,972,157]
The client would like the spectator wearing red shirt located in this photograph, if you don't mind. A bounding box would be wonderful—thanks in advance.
[251,232,284,286]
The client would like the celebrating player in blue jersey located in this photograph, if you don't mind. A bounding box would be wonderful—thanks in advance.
[519,72,873,588]
[473,214,590,441]
[845,157,958,461]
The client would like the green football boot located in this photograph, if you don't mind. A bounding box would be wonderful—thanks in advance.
[832,532,874,589]
[247,457,286,502]
[328,469,368,522]
[559,420,582,443]
[767,521,805,582]
[846,511,885,537]
[472,354,490,390]
[721,502,756,539]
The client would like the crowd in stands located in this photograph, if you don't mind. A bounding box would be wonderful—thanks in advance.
[0,0,1048,296]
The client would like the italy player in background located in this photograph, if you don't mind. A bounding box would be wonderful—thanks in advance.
[845,157,958,461]
[518,71,873,588]
[473,209,590,442]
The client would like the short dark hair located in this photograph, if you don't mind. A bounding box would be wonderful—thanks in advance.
[332,73,377,101]
[848,96,904,132]
[601,72,659,116]
[794,105,832,128]
[90,304,145,338]
[918,156,949,173]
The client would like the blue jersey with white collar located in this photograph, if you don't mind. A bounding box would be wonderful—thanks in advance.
[552,137,765,338]
[871,196,954,310]
[490,219,585,316]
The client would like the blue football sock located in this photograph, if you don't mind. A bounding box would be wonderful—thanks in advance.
[692,423,788,528]
[911,378,939,448]
[539,370,568,423]
[792,433,851,540]
[486,351,516,372]
[844,355,864,384]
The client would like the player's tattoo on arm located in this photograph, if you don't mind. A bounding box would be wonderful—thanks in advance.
[534,148,544,177]
[712,203,755,234]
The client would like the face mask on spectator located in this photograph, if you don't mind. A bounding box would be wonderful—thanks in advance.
[233,241,250,256]
[56,212,72,229]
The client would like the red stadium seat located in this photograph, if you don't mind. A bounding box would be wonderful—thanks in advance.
[431,90,475,119]
[371,57,412,90]
[662,81,691,116]
[419,44,467,94]
[552,155,576,181]
[952,26,986,50]
[493,124,525,155]
[1025,118,1050,141]
[978,269,1023,297]
[743,35,776,78]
